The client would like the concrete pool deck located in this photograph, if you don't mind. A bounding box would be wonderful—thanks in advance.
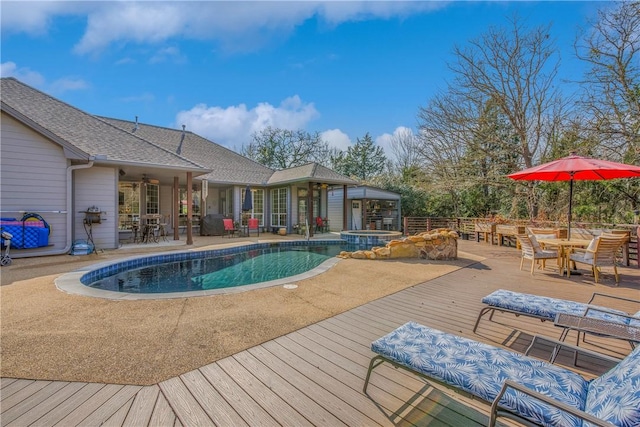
[2,237,639,426]
[1,233,479,385]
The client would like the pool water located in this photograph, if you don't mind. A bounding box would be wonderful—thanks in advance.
[88,244,350,293]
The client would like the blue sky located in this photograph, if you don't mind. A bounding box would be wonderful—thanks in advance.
[1,1,608,157]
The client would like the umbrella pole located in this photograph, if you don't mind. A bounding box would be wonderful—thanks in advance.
[567,177,573,240]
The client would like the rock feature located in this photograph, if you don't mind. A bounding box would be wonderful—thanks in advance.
[338,229,458,261]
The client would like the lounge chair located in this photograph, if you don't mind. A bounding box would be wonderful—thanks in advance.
[473,289,640,339]
[363,321,640,427]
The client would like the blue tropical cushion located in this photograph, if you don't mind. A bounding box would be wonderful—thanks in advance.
[482,289,632,324]
[585,345,640,426]
[631,311,640,328]
[371,322,589,427]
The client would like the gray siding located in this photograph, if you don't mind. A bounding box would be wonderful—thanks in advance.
[1,113,69,254]
[74,167,118,249]
[327,194,344,232]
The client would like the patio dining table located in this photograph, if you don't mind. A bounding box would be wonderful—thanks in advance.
[140,214,162,243]
[537,238,592,276]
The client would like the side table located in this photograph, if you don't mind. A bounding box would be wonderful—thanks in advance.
[552,312,639,363]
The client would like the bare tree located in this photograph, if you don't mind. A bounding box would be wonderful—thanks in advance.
[575,1,640,163]
[417,15,566,218]
[241,127,330,169]
[448,15,563,169]
[389,127,421,173]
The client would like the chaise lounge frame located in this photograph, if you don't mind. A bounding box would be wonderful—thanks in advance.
[364,322,637,427]
[473,289,640,335]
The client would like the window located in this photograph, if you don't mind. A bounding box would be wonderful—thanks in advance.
[179,188,200,216]
[178,187,201,228]
[118,182,160,229]
[146,184,159,215]
[118,182,140,229]
[241,188,264,225]
[271,188,288,227]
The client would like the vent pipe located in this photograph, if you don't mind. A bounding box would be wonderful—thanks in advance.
[132,116,139,133]
[177,124,186,155]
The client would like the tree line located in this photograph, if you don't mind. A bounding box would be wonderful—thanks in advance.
[241,2,639,225]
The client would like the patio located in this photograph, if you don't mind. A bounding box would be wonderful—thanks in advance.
[1,239,639,426]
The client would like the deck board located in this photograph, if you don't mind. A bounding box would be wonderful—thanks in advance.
[199,362,279,427]
[217,356,313,426]
[32,382,105,426]
[260,338,393,426]
[232,350,347,427]
[148,392,176,427]
[179,369,249,427]
[75,385,142,427]
[5,382,85,426]
[158,376,217,426]
[122,385,159,427]
[53,384,126,427]
[2,240,638,426]
[101,396,134,427]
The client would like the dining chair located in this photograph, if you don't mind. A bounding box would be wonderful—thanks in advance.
[568,235,627,284]
[515,234,559,275]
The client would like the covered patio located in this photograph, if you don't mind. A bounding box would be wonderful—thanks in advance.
[1,239,639,426]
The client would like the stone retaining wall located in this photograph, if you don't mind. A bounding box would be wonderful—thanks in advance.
[338,229,458,260]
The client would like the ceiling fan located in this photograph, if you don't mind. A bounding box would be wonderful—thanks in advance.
[142,174,160,185]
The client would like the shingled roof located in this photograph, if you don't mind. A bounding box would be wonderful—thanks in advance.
[268,163,359,185]
[0,78,207,172]
[100,117,275,186]
[2,77,359,188]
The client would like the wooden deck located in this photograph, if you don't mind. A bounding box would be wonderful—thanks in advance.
[2,240,639,426]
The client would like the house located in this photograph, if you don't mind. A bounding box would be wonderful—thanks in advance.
[0,77,359,258]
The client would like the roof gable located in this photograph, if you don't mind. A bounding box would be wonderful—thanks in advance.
[1,78,207,172]
[268,162,358,185]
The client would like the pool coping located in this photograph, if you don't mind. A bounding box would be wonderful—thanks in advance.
[55,240,346,300]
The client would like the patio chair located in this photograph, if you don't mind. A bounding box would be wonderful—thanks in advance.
[247,217,259,237]
[473,289,640,338]
[568,235,626,284]
[515,234,559,275]
[364,322,640,427]
[223,218,237,238]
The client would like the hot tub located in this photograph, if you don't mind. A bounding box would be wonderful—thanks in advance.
[340,230,403,247]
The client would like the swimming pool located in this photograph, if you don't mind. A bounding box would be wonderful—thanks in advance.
[56,241,353,300]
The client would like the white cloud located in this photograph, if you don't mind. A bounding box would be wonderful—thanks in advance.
[4,2,441,55]
[0,1,87,35]
[49,77,89,94]
[1,62,88,94]
[1,62,45,87]
[149,46,186,64]
[175,95,319,148]
[321,129,352,151]
[375,126,416,161]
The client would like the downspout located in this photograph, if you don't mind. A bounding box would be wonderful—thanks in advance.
[11,160,94,258]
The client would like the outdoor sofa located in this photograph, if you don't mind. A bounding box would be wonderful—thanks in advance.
[364,321,640,427]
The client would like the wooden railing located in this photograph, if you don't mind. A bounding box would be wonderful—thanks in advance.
[402,217,640,267]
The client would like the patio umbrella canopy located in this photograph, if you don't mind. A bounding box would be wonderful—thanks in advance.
[508,152,640,239]
[242,185,253,212]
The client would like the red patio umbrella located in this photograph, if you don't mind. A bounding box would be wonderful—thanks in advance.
[508,152,640,239]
